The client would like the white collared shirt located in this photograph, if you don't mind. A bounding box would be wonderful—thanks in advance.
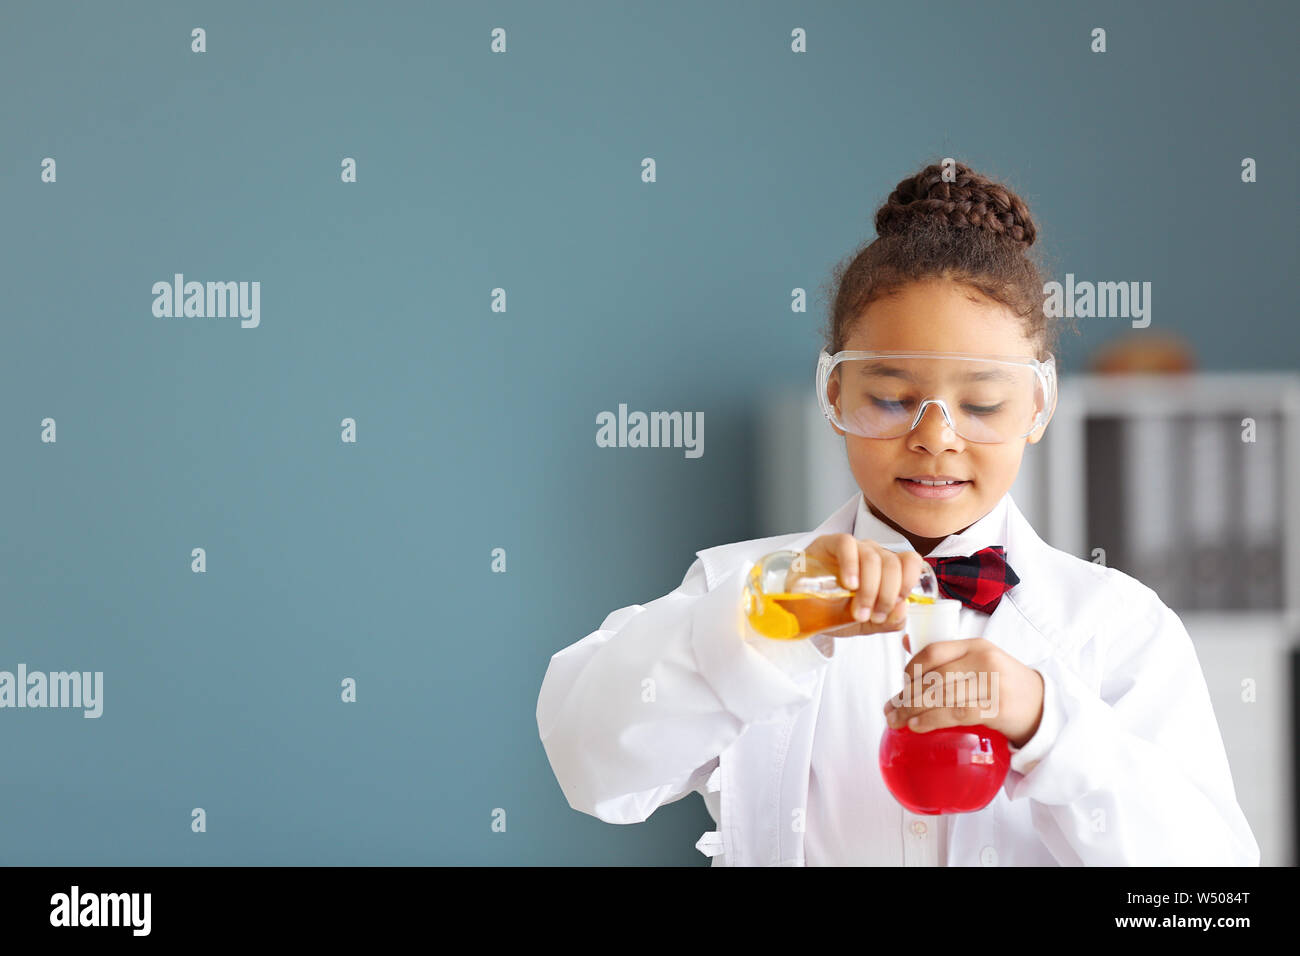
[802,492,1014,866]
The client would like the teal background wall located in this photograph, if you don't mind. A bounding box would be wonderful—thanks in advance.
[1,0,1295,864]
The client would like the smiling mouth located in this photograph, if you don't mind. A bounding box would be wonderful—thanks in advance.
[896,477,970,497]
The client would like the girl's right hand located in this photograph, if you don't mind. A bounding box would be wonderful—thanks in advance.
[801,534,924,637]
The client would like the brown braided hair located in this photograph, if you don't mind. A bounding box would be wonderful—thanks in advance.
[819,160,1074,362]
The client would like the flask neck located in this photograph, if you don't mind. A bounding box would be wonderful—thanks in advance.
[904,598,962,654]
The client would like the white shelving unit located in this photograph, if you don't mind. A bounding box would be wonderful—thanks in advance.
[1031,373,1300,625]
[758,370,1300,865]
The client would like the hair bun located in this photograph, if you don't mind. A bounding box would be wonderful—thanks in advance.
[874,161,1037,247]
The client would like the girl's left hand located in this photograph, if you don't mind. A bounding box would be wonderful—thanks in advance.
[882,635,1045,749]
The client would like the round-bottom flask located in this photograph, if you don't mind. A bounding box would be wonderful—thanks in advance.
[878,593,1011,815]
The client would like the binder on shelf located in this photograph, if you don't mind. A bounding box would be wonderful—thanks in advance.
[1124,412,1181,609]
[1239,411,1284,610]
[1185,413,1232,610]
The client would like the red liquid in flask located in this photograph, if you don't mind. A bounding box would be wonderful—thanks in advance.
[879,725,1011,815]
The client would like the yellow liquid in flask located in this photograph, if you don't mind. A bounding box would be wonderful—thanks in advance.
[744,562,935,641]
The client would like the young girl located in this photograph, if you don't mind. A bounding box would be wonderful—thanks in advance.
[536,161,1260,866]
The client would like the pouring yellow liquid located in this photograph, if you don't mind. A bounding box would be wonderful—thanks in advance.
[744,558,935,641]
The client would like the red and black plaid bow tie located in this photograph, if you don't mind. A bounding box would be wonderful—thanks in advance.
[923,545,1020,615]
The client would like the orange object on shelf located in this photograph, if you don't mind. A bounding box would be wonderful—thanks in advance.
[1089,332,1197,374]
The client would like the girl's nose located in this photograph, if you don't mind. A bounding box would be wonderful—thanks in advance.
[908,402,961,449]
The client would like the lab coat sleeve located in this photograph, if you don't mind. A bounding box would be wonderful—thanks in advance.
[1002,591,1260,865]
[537,555,832,825]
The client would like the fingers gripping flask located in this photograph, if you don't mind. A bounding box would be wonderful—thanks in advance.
[878,585,1011,815]
[742,550,939,641]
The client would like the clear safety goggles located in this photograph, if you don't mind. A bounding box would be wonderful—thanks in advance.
[816,349,1058,444]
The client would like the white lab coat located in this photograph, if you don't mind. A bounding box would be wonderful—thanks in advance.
[537,491,1260,866]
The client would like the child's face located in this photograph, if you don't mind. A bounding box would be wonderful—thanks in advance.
[833,277,1048,555]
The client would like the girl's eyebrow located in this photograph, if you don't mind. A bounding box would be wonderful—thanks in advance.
[856,363,1019,384]
[857,364,912,379]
